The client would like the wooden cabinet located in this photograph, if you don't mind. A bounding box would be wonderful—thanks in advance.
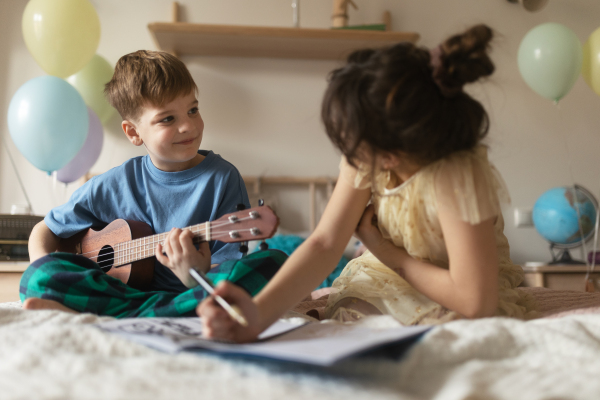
[522,264,600,292]
[0,262,27,302]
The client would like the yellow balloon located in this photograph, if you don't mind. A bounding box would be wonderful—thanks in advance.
[67,55,116,124]
[582,27,600,96]
[22,0,101,78]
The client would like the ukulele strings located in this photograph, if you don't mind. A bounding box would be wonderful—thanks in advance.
[88,225,256,265]
[90,228,259,269]
[76,215,255,259]
[86,224,260,268]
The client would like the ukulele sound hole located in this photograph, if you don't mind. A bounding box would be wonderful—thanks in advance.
[97,245,114,272]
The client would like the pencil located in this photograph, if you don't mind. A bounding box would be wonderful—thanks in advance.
[189,268,249,327]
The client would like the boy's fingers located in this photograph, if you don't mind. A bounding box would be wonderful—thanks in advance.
[169,228,183,254]
[162,239,172,256]
[180,229,194,239]
[155,243,167,263]
[198,241,210,254]
[180,229,194,246]
[179,231,197,253]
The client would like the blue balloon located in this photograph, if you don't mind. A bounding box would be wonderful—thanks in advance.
[8,76,88,173]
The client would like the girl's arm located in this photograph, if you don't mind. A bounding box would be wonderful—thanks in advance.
[198,170,372,342]
[356,203,499,318]
[254,177,371,326]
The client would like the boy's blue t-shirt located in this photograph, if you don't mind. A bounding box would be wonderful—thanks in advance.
[44,150,250,293]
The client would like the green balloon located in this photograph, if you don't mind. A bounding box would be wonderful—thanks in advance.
[517,23,583,102]
[67,54,116,124]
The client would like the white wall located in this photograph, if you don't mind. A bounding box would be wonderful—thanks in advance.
[2,0,600,264]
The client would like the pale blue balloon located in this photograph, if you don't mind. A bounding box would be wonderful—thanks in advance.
[8,76,88,173]
[518,23,583,102]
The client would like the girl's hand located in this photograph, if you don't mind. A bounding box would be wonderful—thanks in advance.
[355,204,390,253]
[197,281,262,343]
[355,205,411,278]
[156,228,211,288]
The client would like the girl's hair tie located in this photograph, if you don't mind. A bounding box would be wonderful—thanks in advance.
[429,45,463,98]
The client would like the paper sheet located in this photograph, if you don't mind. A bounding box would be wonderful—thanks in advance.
[98,317,430,366]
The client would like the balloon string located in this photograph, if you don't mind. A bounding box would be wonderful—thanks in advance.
[556,104,599,291]
[585,154,600,288]
[47,173,60,210]
[556,103,589,266]
[62,182,68,205]
[0,135,34,214]
[586,202,600,284]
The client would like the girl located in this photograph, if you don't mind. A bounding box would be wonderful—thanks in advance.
[197,24,536,341]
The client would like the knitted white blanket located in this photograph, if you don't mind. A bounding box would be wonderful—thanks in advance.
[1,304,599,400]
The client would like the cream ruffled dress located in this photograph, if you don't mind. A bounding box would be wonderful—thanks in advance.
[325,146,536,325]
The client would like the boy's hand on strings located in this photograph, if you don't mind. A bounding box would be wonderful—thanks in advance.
[197,281,261,343]
[156,228,212,288]
[355,204,392,254]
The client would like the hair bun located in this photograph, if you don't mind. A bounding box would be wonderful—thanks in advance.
[436,24,495,90]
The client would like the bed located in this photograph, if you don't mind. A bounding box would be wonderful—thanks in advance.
[2,288,600,400]
[5,176,600,399]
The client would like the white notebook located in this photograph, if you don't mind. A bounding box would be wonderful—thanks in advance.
[97,317,430,366]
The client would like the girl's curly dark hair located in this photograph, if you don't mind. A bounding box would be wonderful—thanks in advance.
[322,24,495,167]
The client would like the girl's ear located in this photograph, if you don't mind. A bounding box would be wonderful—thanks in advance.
[122,120,144,146]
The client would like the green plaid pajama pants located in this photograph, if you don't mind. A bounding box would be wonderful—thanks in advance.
[19,250,287,318]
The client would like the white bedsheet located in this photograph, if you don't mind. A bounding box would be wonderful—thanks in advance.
[1,303,599,400]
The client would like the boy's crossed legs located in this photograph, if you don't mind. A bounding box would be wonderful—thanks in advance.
[20,250,287,318]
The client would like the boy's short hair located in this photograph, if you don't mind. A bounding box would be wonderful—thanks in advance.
[105,50,198,122]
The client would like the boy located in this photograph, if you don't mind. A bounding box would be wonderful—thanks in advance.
[21,50,286,317]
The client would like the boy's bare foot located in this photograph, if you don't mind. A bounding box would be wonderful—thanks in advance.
[22,298,78,314]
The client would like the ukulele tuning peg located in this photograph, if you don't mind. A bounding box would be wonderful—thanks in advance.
[259,241,269,251]
[236,203,246,211]
[258,198,265,207]
[239,242,249,255]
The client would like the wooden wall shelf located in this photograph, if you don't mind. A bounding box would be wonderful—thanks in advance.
[147,22,419,60]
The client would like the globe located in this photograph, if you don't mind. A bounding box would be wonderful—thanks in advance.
[532,185,598,263]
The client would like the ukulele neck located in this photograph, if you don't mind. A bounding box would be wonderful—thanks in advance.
[104,206,277,268]
[116,223,209,266]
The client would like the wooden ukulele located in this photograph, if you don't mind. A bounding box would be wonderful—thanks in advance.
[58,205,279,290]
